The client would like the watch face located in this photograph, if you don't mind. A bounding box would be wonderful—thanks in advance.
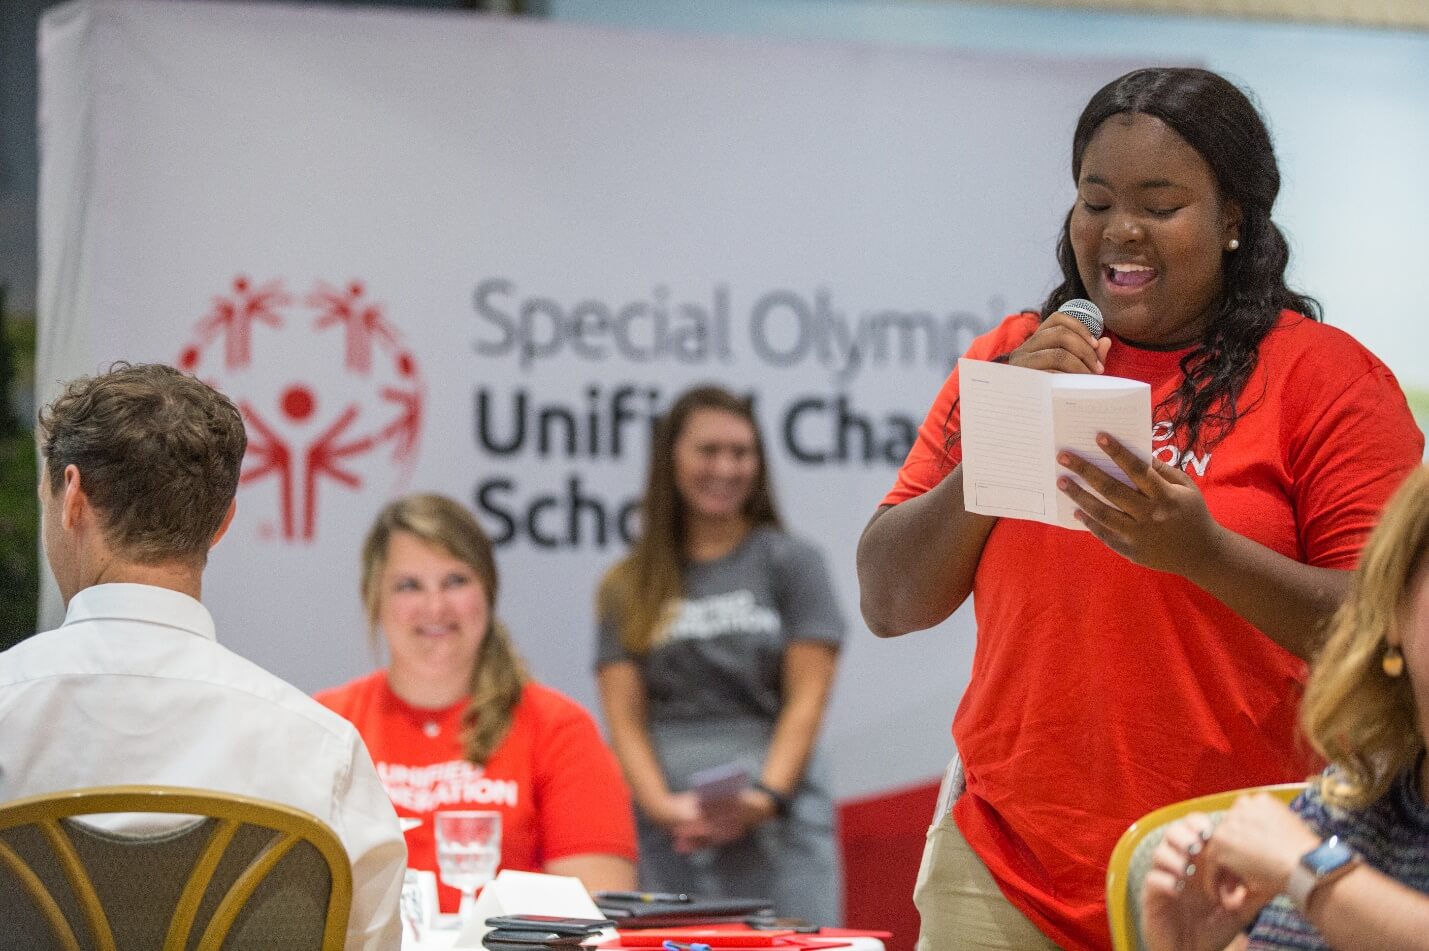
[1302,835,1357,876]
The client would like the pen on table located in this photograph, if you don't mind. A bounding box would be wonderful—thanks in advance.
[599,890,691,903]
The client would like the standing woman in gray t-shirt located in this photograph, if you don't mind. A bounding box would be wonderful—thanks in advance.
[596,384,847,924]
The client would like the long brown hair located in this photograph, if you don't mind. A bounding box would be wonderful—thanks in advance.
[598,386,781,655]
[1300,466,1428,808]
[361,494,528,765]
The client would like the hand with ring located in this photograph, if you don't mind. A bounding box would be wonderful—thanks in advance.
[1177,823,1214,890]
[1208,792,1320,895]
[1140,813,1257,951]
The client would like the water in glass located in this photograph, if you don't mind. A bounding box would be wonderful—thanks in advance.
[436,839,500,892]
[434,810,502,918]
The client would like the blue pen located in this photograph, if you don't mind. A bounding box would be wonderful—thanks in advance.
[662,942,712,951]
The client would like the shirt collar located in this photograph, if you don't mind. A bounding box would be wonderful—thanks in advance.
[61,583,217,642]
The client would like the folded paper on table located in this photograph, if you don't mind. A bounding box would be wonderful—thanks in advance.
[957,357,1151,530]
[453,869,613,948]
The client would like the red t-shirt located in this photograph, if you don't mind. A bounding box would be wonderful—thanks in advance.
[884,311,1424,950]
[316,673,637,913]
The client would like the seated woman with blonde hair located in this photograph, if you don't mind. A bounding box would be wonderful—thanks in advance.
[318,493,637,913]
[1143,465,1429,951]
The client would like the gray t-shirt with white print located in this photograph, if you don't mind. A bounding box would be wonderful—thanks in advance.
[596,525,846,725]
[596,526,847,922]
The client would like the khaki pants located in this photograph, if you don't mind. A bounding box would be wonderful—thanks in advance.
[914,798,1062,950]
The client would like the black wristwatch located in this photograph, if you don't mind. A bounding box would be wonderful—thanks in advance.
[751,781,791,818]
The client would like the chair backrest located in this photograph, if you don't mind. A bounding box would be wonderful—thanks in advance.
[0,785,353,951]
[1106,782,1306,951]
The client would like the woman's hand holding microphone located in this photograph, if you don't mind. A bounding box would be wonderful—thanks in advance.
[1007,306,1111,375]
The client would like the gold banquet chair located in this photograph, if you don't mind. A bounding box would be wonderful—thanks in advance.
[1105,782,1306,951]
[0,785,352,951]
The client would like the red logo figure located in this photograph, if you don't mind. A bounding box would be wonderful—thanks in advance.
[310,279,400,375]
[185,276,291,372]
[178,276,425,541]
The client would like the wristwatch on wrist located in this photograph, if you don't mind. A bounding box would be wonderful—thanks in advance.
[1286,835,1360,912]
[750,781,791,818]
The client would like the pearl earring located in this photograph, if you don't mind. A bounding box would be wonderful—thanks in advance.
[1383,644,1405,678]
[1226,239,1240,251]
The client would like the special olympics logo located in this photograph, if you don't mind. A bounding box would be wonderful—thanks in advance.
[177,276,425,541]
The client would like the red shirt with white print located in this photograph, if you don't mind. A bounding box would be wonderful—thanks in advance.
[883,310,1423,950]
[317,672,637,912]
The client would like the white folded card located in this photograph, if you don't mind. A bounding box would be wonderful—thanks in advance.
[958,357,1151,530]
[453,870,613,948]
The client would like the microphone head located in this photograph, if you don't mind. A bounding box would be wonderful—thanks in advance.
[1058,298,1103,339]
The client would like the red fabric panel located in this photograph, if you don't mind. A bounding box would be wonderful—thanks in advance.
[838,779,941,951]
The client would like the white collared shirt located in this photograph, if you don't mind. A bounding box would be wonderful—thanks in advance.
[0,583,405,950]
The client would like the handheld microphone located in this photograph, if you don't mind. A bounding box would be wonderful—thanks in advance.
[1058,298,1103,339]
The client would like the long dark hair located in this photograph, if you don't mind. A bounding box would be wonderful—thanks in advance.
[598,385,781,654]
[1042,67,1319,452]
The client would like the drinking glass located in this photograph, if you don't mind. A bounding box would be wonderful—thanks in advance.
[433,810,502,920]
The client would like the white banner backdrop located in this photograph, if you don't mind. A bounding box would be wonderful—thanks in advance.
[38,0,1136,801]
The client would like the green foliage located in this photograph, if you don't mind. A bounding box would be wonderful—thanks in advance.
[0,430,39,649]
[0,301,39,650]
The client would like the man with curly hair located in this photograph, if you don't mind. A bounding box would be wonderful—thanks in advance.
[0,363,405,950]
